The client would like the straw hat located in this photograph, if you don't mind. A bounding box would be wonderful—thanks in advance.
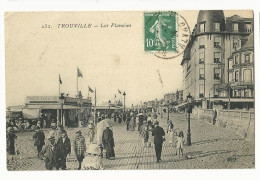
[48,135,55,141]
[87,143,101,154]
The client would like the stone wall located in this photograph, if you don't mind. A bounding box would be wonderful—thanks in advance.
[192,108,255,141]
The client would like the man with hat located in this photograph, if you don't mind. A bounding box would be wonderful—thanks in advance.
[152,120,165,162]
[73,130,86,170]
[40,135,59,170]
[33,126,45,158]
[57,130,71,170]
[6,127,17,161]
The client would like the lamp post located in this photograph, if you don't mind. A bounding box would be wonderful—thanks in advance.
[186,93,192,146]
[108,100,111,118]
[208,86,214,109]
[59,93,65,126]
[161,102,163,118]
[123,92,126,113]
[167,100,170,122]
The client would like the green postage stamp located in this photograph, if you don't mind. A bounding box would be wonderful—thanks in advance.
[144,11,177,52]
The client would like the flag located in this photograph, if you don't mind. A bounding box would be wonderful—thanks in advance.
[59,74,62,84]
[77,67,83,77]
[118,89,122,94]
[89,86,94,93]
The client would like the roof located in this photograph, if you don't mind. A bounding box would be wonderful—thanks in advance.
[25,104,82,110]
[242,33,254,50]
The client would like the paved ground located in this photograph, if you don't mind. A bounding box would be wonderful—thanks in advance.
[7,112,255,170]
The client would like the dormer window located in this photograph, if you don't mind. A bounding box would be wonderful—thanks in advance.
[214,22,220,31]
[200,22,205,32]
[245,23,252,33]
[233,23,239,32]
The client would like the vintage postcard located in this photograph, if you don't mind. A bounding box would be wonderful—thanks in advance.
[5,10,254,170]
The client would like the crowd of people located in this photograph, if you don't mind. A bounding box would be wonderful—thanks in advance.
[6,108,186,170]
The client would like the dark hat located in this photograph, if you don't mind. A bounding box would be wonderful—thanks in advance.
[35,126,41,130]
[154,121,159,125]
[76,129,82,134]
[61,129,67,134]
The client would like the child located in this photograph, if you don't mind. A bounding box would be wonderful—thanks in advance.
[176,131,185,158]
[81,143,103,170]
[87,120,95,143]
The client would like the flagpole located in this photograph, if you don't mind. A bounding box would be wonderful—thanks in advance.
[77,67,78,96]
[88,86,90,98]
[94,87,97,126]
[59,74,60,97]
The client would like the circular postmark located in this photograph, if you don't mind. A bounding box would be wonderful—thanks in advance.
[144,11,191,60]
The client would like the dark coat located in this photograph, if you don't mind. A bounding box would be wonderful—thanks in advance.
[57,137,71,158]
[40,143,59,167]
[152,126,165,144]
[102,128,115,149]
[7,132,17,155]
[33,130,45,147]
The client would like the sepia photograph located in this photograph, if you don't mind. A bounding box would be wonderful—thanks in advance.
[5,10,255,171]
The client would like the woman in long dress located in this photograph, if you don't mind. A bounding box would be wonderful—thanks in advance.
[167,121,175,147]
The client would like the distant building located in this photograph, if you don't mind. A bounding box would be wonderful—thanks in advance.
[181,10,253,109]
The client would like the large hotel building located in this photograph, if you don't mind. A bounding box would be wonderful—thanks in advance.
[181,10,254,110]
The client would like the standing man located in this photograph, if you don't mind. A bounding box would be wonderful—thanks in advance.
[152,121,165,162]
[40,135,59,170]
[33,126,45,158]
[57,130,71,170]
[126,113,131,131]
[73,130,86,170]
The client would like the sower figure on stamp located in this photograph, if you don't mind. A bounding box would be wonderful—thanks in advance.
[152,121,165,162]
[102,125,115,160]
[33,126,45,158]
[56,130,71,170]
[40,135,59,170]
[73,130,86,170]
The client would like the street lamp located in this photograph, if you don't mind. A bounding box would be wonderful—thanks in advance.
[123,92,126,113]
[209,86,214,109]
[161,102,163,118]
[59,93,65,126]
[186,93,192,146]
[108,100,111,118]
[167,100,170,122]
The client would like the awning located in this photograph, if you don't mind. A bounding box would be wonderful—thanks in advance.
[23,108,40,119]
[93,106,121,110]
[209,98,254,103]
[25,104,81,110]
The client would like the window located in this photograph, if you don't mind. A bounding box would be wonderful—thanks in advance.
[200,23,205,32]
[214,85,219,97]
[214,68,221,80]
[245,23,252,33]
[214,22,220,31]
[199,52,204,64]
[244,69,252,82]
[233,38,241,50]
[245,54,250,63]
[235,71,239,82]
[233,23,239,32]
[234,55,239,65]
[199,37,205,48]
[214,52,221,63]
[214,36,221,48]
[199,84,204,98]
[199,68,204,79]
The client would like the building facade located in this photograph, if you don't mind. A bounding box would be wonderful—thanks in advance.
[181,10,253,110]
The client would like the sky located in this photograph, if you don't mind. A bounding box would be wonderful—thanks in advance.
[5,10,253,107]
